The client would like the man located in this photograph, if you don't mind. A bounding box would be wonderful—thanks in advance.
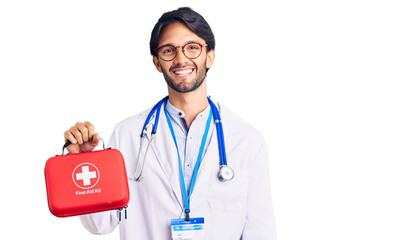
[64,7,276,240]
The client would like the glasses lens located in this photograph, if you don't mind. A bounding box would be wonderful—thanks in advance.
[183,43,202,59]
[159,45,176,60]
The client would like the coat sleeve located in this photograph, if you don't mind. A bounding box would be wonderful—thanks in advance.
[79,210,119,234]
[241,138,277,240]
[78,125,121,234]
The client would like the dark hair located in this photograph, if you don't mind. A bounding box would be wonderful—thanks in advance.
[149,7,215,57]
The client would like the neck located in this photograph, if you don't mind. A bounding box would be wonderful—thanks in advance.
[168,80,209,126]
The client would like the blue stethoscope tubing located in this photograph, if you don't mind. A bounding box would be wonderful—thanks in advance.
[136,96,234,182]
[140,96,168,137]
[208,98,227,166]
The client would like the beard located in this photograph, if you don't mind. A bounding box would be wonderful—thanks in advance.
[161,61,207,93]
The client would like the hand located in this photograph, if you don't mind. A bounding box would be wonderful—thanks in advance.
[63,121,101,154]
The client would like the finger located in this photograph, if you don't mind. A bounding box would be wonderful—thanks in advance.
[64,129,78,145]
[75,122,89,143]
[66,142,80,154]
[70,126,83,145]
[84,121,96,140]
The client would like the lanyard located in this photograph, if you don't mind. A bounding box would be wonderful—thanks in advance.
[164,102,213,221]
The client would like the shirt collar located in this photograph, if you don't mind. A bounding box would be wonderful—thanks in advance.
[166,99,186,119]
[165,99,211,122]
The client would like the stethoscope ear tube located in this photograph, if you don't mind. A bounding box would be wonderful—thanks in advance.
[217,110,228,166]
[208,97,227,166]
[140,96,169,137]
[152,97,168,134]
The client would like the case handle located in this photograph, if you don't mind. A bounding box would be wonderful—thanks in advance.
[60,138,106,156]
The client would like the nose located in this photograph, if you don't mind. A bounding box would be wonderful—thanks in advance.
[173,46,190,64]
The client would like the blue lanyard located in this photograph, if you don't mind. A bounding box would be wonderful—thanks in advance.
[164,101,213,221]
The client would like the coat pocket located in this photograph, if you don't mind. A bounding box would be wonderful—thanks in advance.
[207,168,249,213]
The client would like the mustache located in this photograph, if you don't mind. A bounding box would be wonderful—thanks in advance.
[169,63,196,72]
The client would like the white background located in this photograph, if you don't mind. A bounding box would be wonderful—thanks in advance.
[0,0,408,239]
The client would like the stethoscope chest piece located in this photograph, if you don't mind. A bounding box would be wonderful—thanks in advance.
[218,165,235,182]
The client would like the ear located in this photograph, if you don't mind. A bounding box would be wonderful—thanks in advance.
[205,49,215,69]
[153,56,163,73]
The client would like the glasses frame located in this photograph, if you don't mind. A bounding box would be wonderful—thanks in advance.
[155,42,208,61]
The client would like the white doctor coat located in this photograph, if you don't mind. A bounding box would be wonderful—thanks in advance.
[80,101,276,240]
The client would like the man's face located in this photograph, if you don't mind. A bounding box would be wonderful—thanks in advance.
[153,22,215,93]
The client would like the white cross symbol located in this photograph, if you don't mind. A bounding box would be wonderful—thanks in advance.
[76,166,97,186]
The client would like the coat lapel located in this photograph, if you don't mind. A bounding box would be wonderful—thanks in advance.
[149,106,184,209]
[194,126,218,177]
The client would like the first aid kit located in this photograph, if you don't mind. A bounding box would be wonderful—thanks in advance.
[44,139,130,218]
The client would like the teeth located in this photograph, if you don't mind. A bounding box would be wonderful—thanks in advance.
[174,69,193,75]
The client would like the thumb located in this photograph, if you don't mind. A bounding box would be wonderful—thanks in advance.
[91,133,101,147]
[79,133,100,153]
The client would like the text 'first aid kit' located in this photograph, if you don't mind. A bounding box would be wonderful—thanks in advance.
[44,140,129,218]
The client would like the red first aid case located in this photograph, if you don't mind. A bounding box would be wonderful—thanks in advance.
[44,143,129,217]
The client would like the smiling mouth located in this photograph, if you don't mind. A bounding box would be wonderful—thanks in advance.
[172,68,195,77]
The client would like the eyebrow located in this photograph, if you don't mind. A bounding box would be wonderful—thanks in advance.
[158,40,204,48]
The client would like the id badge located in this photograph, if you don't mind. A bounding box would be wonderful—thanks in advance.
[171,217,205,240]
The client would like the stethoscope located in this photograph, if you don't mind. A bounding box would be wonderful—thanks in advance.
[131,96,234,183]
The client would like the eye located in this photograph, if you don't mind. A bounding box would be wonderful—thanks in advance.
[161,46,176,55]
[186,44,200,51]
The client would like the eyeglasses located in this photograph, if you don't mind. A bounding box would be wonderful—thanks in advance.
[156,42,208,61]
